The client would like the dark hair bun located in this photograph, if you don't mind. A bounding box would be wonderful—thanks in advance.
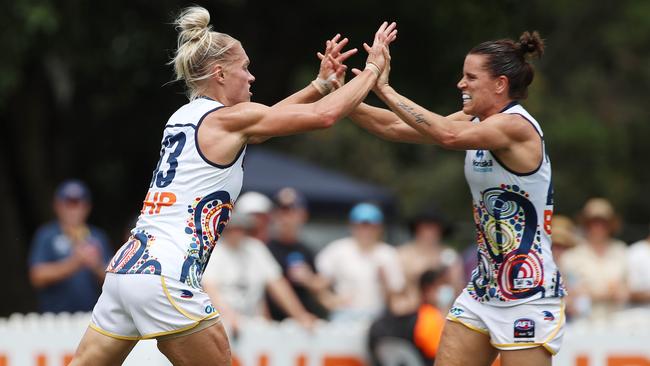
[518,31,544,59]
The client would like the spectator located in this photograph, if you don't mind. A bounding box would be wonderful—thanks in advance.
[561,198,628,320]
[266,187,329,320]
[368,269,448,366]
[550,214,585,320]
[627,226,650,308]
[28,180,112,313]
[235,191,273,243]
[202,212,315,334]
[550,215,577,265]
[316,203,405,320]
[397,206,463,313]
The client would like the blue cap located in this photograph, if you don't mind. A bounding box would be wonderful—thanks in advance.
[55,179,91,202]
[349,203,383,224]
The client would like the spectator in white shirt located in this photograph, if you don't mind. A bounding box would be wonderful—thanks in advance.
[316,203,406,321]
[202,212,315,334]
[561,198,628,320]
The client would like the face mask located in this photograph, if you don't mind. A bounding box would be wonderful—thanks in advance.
[436,285,456,310]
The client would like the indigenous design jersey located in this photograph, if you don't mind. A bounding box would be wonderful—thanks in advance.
[107,98,245,288]
[464,102,564,306]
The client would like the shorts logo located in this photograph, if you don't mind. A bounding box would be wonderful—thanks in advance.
[180,290,193,299]
[449,307,464,316]
[542,311,554,321]
[205,305,216,314]
[514,318,535,339]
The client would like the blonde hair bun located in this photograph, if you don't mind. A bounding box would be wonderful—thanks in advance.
[175,6,212,45]
[170,6,239,100]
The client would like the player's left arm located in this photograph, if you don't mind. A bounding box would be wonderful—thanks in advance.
[376,85,530,151]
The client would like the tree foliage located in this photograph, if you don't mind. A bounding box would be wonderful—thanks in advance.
[1,0,648,314]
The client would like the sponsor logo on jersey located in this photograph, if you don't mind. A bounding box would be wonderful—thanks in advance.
[513,277,536,289]
[180,290,193,299]
[473,150,493,172]
[514,318,535,339]
[141,191,177,215]
[542,311,554,321]
[449,307,464,316]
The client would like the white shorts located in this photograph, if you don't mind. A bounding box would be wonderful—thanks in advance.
[90,273,219,340]
[446,289,565,355]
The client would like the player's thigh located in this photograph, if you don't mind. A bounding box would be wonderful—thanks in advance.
[435,320,498,366]
[499,346,551,366]
[69,326,138,366]
[157,320,231,366]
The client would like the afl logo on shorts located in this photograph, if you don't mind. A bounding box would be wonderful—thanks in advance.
[542,310,554,321]
[514,318,535,338]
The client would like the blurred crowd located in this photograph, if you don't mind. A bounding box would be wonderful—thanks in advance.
[27,179,650,364]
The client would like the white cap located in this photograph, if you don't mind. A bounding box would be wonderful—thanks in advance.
[235,191,273,215]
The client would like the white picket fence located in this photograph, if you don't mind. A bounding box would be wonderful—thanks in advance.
[1,309,650,366]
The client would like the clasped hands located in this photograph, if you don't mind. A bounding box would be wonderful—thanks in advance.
[312,21,397,95]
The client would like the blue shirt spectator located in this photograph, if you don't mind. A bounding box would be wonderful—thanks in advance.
[28,180,112,313]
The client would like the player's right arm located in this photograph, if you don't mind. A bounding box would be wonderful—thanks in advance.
[197,66,380,162]
[197,22,397,164]
[218,68,379,138]
[227,21,397,139]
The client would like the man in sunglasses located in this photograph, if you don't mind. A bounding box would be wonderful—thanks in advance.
[28,179,112,313]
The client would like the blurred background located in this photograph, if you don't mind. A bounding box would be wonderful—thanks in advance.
[1,0,649,363]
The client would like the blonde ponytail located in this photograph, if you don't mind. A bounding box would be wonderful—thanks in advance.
[171,6,240,100]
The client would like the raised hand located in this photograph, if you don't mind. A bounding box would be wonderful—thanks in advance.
[312,34,358,94]
[364,21,397,73]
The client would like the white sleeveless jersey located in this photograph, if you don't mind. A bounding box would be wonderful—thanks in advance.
[107,97,245,289]
[464,102,565,306]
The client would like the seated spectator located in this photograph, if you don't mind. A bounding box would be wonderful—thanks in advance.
[28,180,112,313]
[627,226,650,308]
[266,187,329,320]
[398,206,463,313]
[235,191,273,243]
[368,269,447,366]
[561,198,628,320]
[316,203,405,320]
[202,212,315,334]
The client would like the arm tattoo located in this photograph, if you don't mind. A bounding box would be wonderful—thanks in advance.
[396,101,431,126]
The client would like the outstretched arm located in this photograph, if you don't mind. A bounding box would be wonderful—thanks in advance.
[198,22,397,165]
[216,22,398,139]
[374,84,520,150]
[316,36,469,145]
[368,46,527,151]
[248,35,357,144]
[350,103,434,143]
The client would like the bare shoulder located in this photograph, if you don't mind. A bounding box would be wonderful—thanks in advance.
[203,102,269,132]
[484,113,539,142]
